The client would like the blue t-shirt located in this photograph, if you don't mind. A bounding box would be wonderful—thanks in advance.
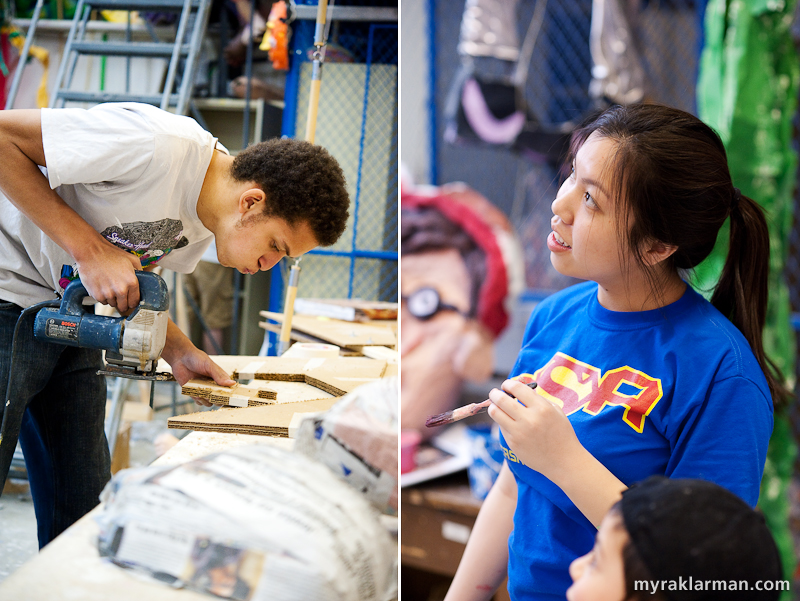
[502,281,773,600]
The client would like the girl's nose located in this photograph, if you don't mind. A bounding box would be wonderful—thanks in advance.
[551,183,574,225]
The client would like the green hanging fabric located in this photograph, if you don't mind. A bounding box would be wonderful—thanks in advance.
[697,0,798,590]
[13,0,77,20]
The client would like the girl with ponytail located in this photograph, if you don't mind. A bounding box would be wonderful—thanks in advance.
[444,103,778,601]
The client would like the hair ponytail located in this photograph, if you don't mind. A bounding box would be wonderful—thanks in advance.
[711,193,788,407]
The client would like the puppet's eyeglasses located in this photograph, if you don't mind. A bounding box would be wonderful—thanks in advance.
[401,288,469,320]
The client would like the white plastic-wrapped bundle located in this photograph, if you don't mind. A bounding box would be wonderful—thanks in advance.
[294,377,398,512]
[96,445,396,601]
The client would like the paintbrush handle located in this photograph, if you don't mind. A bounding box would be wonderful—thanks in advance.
[449,380,536,423]
[449,399,491,423]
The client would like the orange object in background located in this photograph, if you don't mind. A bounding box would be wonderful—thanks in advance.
[259,0,289,70]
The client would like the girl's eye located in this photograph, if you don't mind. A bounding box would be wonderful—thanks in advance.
[584,191,597,209]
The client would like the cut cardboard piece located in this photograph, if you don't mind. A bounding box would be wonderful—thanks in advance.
[293,298,398,322]
[180,380,277,408]
[229,356,387,397]
[257,322,363,356]
[170,356,389,435]
[259,311,396,350]
[383,363,398,378]
[361,346,398,363]
[181,356,385,408]
[167,397,340,437]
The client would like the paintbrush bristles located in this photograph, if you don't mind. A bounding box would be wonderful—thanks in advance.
[424,381,538,428]
[425,400,490,427]
[424,409,459,428]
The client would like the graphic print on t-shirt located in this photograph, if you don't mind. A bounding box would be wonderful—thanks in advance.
[521,351,663,433]
[58,218,190,289]
[100,218,189,266]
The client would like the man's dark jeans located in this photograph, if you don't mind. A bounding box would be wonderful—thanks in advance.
[0,301,110,547]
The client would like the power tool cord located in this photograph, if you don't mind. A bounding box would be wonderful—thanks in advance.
[0,299,62,496]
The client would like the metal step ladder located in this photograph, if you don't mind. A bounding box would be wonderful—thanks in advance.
[34,0,210,114]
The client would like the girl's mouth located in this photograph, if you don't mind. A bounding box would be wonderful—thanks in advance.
[547,231,572,253]
[552,231,571,249]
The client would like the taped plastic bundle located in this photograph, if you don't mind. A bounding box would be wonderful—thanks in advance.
[294,377,398,512]
[95,445,395,601]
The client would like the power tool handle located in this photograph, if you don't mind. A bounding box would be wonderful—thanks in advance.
[59,279,92,317]
[60,271,169,316]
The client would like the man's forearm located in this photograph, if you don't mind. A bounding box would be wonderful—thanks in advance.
[161,317,195,365]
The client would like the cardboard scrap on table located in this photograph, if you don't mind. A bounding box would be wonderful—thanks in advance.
[173,356,388,432]
[383,363,398,378]
[178,356,386,407]
[180,380,277,407]
[168,397,341,437]
[361,346,398,363]
[255,324,365,357]
[293,298,398,322]
[229,356,388,397]
[259,311,396,350]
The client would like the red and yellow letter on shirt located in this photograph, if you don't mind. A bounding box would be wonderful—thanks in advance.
[520,352,663,433]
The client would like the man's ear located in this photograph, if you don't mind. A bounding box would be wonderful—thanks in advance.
[641,238,678,267]
[238,187,267,215]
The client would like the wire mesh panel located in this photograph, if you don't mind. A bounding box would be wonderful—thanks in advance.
[294,24,397,300]
[522,0,593,126]
[266,13,397,353]
[637,1,700,114]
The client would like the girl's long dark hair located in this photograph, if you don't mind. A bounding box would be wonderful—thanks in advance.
[569,103,785,407]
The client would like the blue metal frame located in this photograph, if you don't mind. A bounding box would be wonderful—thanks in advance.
[427,0,438,185]
[266,17,398,354]
[308,249,397,260]
[346,23,399,297]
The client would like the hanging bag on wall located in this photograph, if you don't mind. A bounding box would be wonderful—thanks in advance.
[443,0,572,165]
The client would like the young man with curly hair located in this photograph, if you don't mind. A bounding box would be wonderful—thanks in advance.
[0,102,350,546]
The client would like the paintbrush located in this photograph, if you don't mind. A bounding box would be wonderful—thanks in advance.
[425,381,538,428]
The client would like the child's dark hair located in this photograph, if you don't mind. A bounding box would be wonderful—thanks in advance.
[231,138,350,247]
[605,504,664,601]
[614,476,783,601]
[569,103,785,406]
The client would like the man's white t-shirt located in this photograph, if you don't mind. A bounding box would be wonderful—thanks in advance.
[0,102,223,307]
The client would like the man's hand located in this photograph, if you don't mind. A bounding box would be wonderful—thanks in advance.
[162,318,235,406]
[76,239,143,313]
[170,346,237,407]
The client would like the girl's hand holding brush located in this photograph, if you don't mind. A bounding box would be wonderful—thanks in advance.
[487,378,584,479]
